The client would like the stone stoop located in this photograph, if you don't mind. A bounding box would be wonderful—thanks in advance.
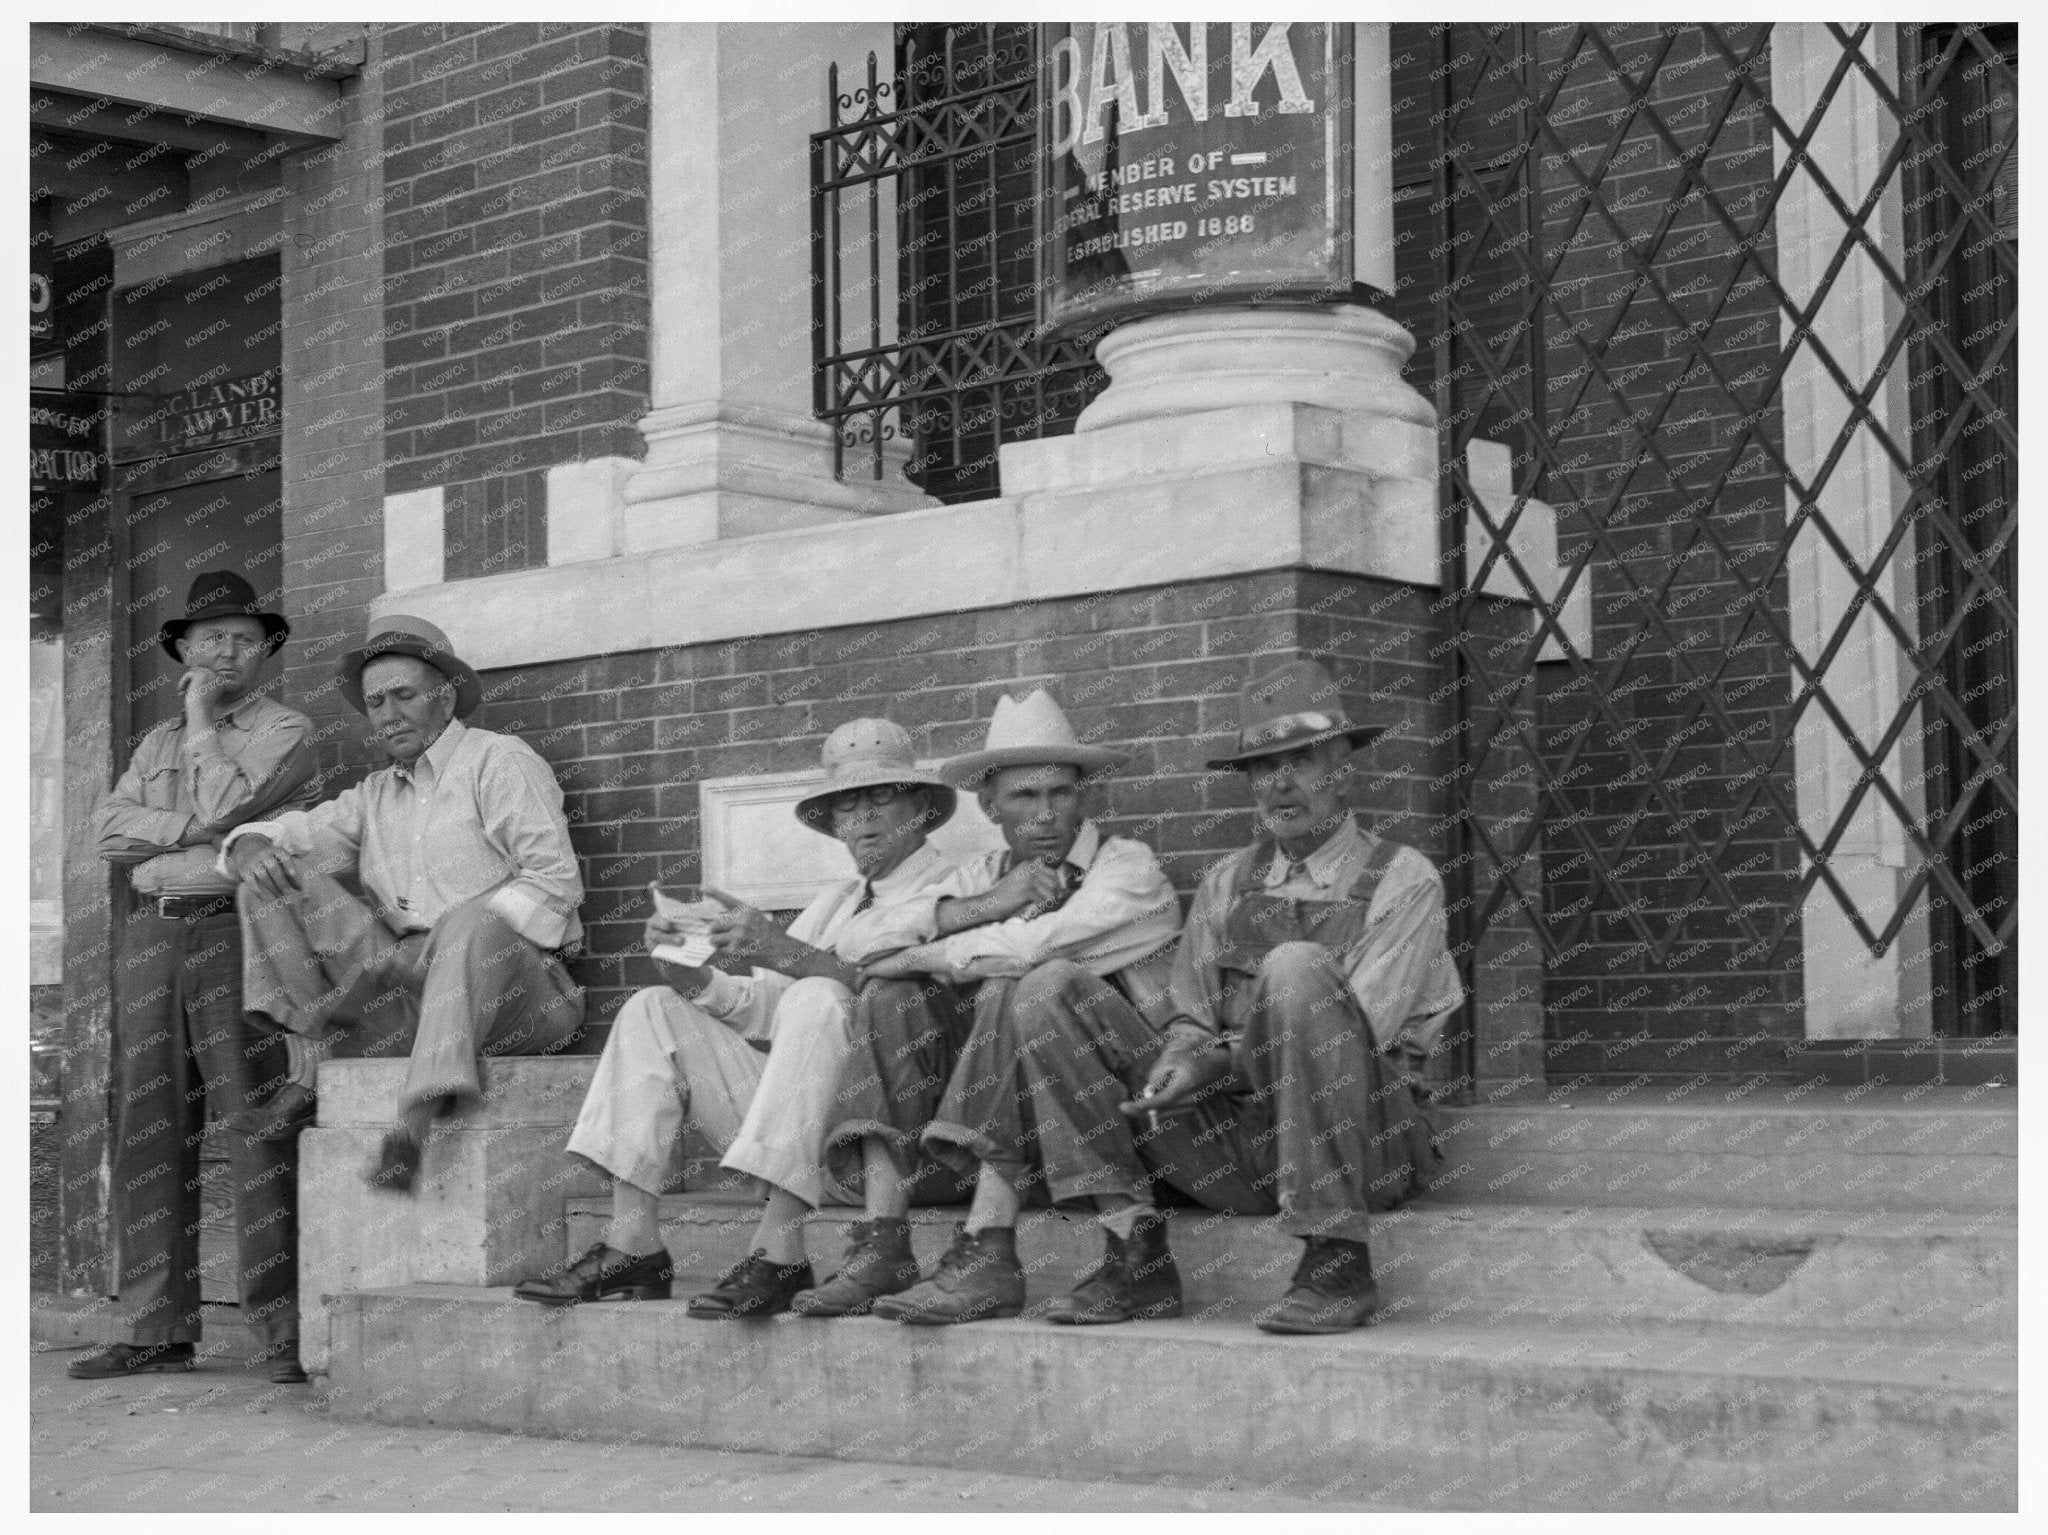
[298,1058,607,1373]
[324,1288,2015,1511]
[558,1197,2016,1337]
[309,1063,2018,1509]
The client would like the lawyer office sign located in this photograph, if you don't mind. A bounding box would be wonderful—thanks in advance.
[1038,22,1352,337]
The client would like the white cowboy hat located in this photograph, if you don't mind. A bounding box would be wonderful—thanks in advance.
[941,690,1126,788]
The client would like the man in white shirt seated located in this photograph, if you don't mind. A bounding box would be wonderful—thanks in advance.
[514,718,965,1320]
[811,691,1183,1325]
[222,615,586,1195]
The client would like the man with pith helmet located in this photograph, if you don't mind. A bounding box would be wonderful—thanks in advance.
[517,718,969,1320]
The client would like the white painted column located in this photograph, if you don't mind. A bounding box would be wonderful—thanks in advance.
[625,22,933,551]
[1772,24,1932,1039]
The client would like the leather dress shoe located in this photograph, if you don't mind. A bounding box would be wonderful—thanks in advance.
[226,1082,316,1142]
[872,1225,1024,1326]
[515,1243,675,1306]
[685,1250,814,1320]
[366,1128,420,1194]
[257,1338,308,1384]
[1255,1236,1382,1334]
[1046,1210,1182,1325]
[67,1341,195,1379]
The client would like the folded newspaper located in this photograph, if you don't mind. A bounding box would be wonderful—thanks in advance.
[649,882,721,967]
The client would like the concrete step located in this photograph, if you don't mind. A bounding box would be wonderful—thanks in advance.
[563,1195,2015,1338]
[1426,1086,2016,1211]
[325,1285,2016,1511]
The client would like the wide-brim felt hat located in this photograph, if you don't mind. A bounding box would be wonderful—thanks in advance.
[1206,658,1389,769]
[942,689,1126,787]
[795,717,958,831]
[336,614,484,719]
[158,570,290,661]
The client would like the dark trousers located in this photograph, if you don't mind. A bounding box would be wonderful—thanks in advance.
[110,904,297,1347]
[822,977,980,1204]
[941,952,1435,1244]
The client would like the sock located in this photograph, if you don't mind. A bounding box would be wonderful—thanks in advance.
[1098,1202,1154,1242]
[283,1034,328,1092]
[607,1180,664,1258]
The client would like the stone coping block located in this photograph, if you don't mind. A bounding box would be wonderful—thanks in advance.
[300,1057,606,1374]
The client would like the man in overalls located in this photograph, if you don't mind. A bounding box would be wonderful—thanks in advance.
[972,659,1461,1334]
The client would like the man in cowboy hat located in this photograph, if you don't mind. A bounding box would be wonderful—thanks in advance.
[219,614,586,1196]
[75,572,319,1384]
[811,689,1183,1325]
[514,718,966,1320]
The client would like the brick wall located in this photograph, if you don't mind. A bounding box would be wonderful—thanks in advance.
[1531,22,1805,1085]
[1385,22,1805,1087]
[281,53,390,793]
[466,571,1534,1086]
[377,22,650,575]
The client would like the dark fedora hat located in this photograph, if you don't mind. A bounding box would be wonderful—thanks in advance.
[1206,658,1388,770]
[157,571,290,661]
[336,613,483,719]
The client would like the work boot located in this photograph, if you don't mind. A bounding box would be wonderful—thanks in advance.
[514,1243,675,1306]
[1254,1235,1381,1335]
[1045,1210,1183,1325]
[872,1225,1024,1326]
[790,1218,920,1317]
[685,1250,814,1320]
[67,1341,195,1379]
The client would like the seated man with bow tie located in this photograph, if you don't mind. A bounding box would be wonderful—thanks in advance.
[812,690,1184,1325]
[514,718,968,1321]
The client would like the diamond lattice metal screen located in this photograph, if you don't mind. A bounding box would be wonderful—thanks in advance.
[1394,21,2017,1077]
[811,24,1106,503]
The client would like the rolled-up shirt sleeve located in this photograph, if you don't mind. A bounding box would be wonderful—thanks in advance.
[183,711,316,833]
[473,738,584,950]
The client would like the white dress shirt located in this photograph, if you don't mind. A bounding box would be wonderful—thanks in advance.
[689,838,958,1038]
[891,821,1182,987]
[221,717,584,950]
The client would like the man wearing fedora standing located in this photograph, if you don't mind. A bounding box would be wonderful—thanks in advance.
[811,690,1183,1324]
[220,615,586,1195]
[515,718,966,1320]
[73,572,319,1383]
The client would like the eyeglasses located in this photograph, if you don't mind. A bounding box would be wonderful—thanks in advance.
[824,783,913,818]
[185,629,267,656]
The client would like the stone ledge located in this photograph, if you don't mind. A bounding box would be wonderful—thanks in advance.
[379,417,1444,671]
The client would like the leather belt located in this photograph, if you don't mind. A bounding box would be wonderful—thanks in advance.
[141,891,237,920]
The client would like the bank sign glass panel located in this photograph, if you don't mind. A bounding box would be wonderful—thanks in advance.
[1038,23,1350,337]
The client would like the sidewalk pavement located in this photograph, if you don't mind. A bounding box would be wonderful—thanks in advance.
[30,1331,1388,1513]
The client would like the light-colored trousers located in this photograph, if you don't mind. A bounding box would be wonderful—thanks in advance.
[566,977,862,1209]
[238,868,583,1114]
